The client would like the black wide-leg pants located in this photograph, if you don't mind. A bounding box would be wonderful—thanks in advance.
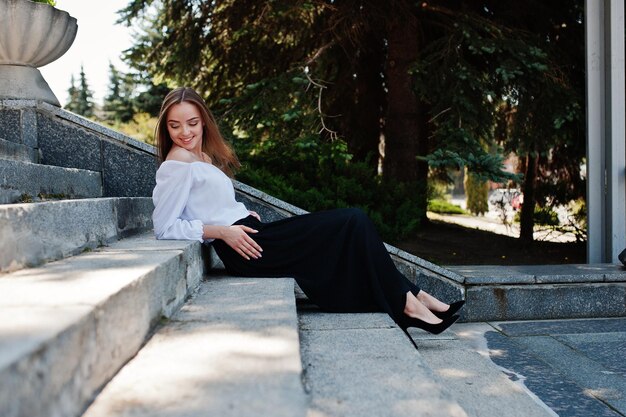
[212,208,420,323]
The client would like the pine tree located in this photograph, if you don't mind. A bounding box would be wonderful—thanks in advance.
[103,63,135,123]
[464,168,489,216]
[75,65,95,118]
[64,75,80,113]
[66,66,95,117]
[134,81,169,117]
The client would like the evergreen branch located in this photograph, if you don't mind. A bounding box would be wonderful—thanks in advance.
[303,70,339,141]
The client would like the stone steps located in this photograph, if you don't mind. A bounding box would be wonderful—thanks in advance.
[0,197,153,273]
[0,232,207,417]
[83,278,471,417]
[299,306,467,417]
[0,158,102,204]
[83,276,307,417]
[0,137,37,163]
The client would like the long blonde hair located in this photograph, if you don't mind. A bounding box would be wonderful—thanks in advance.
[155,87,240,177]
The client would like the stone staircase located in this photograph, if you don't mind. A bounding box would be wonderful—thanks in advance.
[1,100,622,417]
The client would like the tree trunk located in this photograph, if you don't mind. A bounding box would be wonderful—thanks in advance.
[349,34,385,168]
[325,39,383,174]
[382,14,428,221]
[519,151,539,241]
[382,17,420,183]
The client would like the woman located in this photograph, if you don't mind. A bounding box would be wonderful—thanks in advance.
[152,87,464,335]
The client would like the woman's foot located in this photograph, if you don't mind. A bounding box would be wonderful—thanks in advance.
[400,292,459,335]
[433,300,465,320]
[397,314,459,335]
[413,290,466,318]
[403,291,442,324]
[415,290,450,314]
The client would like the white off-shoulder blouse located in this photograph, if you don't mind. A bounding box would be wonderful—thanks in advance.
[152,160,250,242]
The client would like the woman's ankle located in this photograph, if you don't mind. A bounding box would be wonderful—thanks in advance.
[404,293,442,324]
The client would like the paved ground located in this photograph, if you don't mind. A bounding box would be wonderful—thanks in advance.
[428,212,578,243]
[434,198,578,243]
[416,317,626,417]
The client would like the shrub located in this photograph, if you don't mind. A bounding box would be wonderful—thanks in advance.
[235,138,425,242]
[464,168,489,215]
[514,205,559,226]
[428,199,467,215]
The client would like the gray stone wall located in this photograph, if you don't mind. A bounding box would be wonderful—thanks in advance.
[0,100,157,198]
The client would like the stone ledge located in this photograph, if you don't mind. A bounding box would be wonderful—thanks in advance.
[0,101,158,197]
[448,264,626,285]
[463,282,626,321]
[0,158,101,204]
[0,197,153,273]
[0,137,37,163]
[0,233,207,417]
[0,100,155,154]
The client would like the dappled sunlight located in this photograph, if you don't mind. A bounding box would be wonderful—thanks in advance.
[392,398,468,417]
[488,348,506,358]
[584,387,621,400]
[437,368,475,379]
[0,249,185,308]
[0,304,90,368]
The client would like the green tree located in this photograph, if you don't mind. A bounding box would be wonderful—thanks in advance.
[64,74,80,113]
[103,63,135,123]
[413,1,585,241]
[66,65,95,118]
[464,169,489,216]
[133,81,169,117]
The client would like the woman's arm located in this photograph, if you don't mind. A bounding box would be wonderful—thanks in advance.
[203,224,263,260]
[153,163,205,241]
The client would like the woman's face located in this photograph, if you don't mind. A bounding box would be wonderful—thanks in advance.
[166,101,204,154]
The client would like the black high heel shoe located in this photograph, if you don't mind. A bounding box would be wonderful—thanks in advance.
[396,314,459,335]
[433,300,465,320]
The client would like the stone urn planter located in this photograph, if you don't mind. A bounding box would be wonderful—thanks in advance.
[0,0,78,106]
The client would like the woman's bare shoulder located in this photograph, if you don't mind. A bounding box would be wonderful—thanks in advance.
[166,147,200,163]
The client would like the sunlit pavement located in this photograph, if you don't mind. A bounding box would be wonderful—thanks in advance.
[415,317,626,417]
[429,200,579,243]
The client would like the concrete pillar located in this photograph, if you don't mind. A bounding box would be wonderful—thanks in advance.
[585,0,626,263]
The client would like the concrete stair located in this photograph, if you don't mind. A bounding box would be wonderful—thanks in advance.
[83,277,308,417]
[0,197,153,273]
[0,231,207,417]
[81,274,472,417]
[0,193,209,417]
[1,199,610,417]
[79,275,582,417]
[299,307,466,417]
[0,158,102,204]
[0,137,37,163]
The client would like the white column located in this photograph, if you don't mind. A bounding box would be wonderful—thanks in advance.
[585,0,625,263]
[585,0,604,263]
[605,0,625,263]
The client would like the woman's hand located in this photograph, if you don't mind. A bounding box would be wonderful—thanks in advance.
[220,225,263,260]
[249,210,261,221]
